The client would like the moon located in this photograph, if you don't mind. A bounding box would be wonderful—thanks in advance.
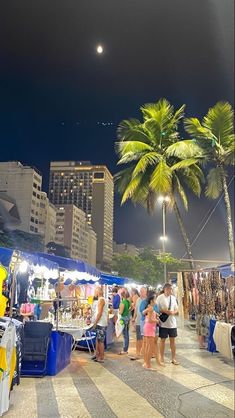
[96,45,103,54]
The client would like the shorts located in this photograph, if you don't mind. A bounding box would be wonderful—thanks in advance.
[96,325,107,343]
[159,327,177,339]
[140,320,145,336]
[113,309,119,317]
[136,325,143,341]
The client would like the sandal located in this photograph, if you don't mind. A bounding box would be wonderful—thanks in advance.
[118,351,128,355]
[171,360,180,365]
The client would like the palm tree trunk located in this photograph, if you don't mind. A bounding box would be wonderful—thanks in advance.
[221,168,234,262]
[173,202,195,269]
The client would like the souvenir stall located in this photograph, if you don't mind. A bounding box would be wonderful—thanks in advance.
[177,264,234,360]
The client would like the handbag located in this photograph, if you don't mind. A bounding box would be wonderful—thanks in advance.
[159,296,171,323]
[115,314,125,338]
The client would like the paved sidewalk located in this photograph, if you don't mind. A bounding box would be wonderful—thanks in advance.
[7,327,234,418]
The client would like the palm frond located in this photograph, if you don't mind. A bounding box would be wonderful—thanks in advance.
[182,169,202,197]
[114,166,134,194]
[189,164,205,183]
[120,174,143,205]
[223,142,235,165]
[132,152,161,178]
[171,158,199,172]
[174,174,188,210]
[150,160,172,193]
[117,119,151,144]
[205,167,223,199]
[184,118,213,140]
[116,141,153,156]
[165,140,204,159]
[203,102,234,146]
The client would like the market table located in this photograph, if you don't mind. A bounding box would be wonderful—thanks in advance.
[46,330,73,376]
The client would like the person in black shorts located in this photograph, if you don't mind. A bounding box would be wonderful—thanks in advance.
[156,283,180,366]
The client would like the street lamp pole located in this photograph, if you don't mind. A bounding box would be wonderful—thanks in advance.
[162,201,167,283]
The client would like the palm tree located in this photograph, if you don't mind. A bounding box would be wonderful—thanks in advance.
[115,99,204,268]
[185,101,235,262]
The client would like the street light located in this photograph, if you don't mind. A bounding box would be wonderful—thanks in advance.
[158,196,170,283]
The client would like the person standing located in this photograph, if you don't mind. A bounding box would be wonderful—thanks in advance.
[143,294,159,370]
[157,283,179,366]
[118,290,131,355]
[131,288,139,318]
[93,287,108,363]
[131,287,147,360]
[112,287,121,323]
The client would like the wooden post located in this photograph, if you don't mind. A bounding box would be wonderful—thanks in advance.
[177,272,184,328]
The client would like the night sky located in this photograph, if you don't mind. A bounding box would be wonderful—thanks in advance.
[0,0,234,263]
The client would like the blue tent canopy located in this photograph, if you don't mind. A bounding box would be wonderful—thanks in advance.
[217,263,235,278]
[100,273,134,286]
[0,247,13,267]
[0,246,58,271]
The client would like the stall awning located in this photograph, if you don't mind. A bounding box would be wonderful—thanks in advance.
[0,246,59,271]
[35,252,101,281]
[0,247,14,267]
[100,273,134,286]
[217,263,235,278]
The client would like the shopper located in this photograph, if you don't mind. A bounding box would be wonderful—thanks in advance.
[131,286,147,360]
[118,290,131,355]
[112,287,121,323]
[92,287,108,363]
[157,283,179,366]
[143,294,159,370]
[131,288,139,317]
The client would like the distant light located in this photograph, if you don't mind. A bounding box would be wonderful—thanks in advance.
[158,195,170,203]
[160,236,168,241]
[97,45,103,54]
[19,261,28,273]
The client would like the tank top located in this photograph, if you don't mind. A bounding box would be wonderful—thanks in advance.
[95,297,108,327]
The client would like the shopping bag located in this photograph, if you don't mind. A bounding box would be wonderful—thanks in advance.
[115,316,124,338]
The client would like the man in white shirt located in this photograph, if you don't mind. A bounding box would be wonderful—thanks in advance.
[156,283,179,366]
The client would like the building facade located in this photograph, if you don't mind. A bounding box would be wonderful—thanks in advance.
[0,161,42,234]
[55,204,97,264]
[38,192,57,247]
[113,242,140,257]
[49,161,113,267]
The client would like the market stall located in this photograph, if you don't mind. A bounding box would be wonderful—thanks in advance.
[177,263,234,359]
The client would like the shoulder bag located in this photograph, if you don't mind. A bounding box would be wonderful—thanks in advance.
[159,296,171,323]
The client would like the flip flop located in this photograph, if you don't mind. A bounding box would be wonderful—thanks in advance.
[171,360,180,365]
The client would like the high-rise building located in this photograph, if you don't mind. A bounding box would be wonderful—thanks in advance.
[49,161,113,267]
[55,204,97,265]
[0,161,42,234]
[38,192,57,247]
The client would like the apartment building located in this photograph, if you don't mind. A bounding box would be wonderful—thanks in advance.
[49,161,113,267]
[0,161,42,234]
[38,192,57,246]
[55,205,97,264]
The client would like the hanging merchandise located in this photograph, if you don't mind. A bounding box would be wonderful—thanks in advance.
[0,320,17,416]
[0,265,8,317]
